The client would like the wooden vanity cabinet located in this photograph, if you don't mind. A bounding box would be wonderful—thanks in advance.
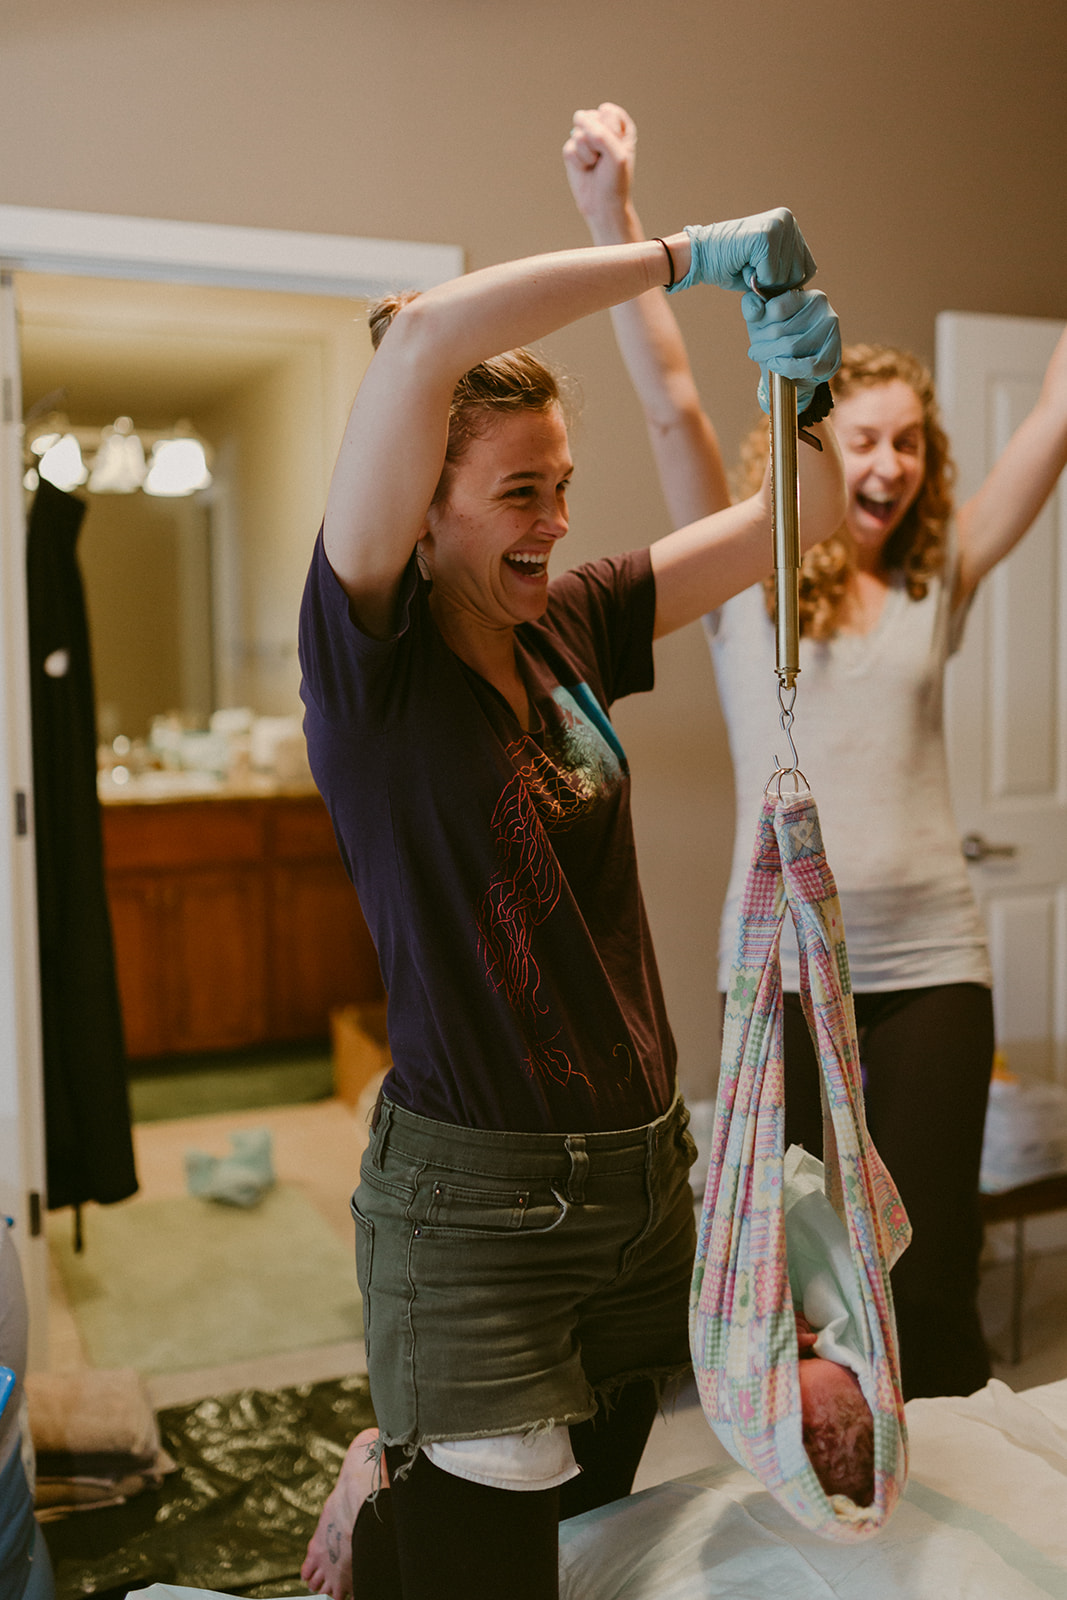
[101,792,383,1058]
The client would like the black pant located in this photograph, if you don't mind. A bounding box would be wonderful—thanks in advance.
[782,982,994,1401]
[351,1379,659,1598]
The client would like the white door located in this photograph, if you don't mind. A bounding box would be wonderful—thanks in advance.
[939,310,1067,1083]
[0,272,50,1362]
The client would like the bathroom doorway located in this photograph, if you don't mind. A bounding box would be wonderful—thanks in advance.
[0,208,463,1358]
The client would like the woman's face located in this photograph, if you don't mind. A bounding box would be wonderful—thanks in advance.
[420,405,572,632]
[833,380,927,560]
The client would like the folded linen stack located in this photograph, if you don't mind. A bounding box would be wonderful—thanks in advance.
[24,1367,174,1521]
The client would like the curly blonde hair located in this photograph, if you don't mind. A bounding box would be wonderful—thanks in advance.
[368,292,568,506]
[739,345,956,640]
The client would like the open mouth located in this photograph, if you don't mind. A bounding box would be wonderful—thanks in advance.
[856,491,899,527]
[504,551,549,578]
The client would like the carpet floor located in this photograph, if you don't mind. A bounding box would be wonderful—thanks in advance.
[48,1183,362,1375]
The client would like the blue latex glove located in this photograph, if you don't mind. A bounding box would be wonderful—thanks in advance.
[667,207,816,296]
[742,286,841,414]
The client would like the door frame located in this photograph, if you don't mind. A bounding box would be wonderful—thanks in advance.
[0,204,462,296]
[0,205,463,1365]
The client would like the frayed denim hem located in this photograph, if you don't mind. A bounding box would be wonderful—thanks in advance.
[374,1405,599,1486]
[593,1359,693,1419]
[370,1360,693,1488]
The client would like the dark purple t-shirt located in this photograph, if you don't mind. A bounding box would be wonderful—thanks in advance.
[298,532,676,1134]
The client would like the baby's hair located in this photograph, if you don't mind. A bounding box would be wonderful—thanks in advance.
[368,292,568,505]
[734,342,957,640]
[803,1381,875,1506]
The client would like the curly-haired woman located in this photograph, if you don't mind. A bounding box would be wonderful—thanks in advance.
[565,101,1067,1402]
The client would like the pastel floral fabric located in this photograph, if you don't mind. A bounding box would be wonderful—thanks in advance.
[691,790,911,1538]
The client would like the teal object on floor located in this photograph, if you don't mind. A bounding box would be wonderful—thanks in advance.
[185,1130,275,1208]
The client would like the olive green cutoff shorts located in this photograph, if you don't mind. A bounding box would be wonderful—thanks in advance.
[351,1092,698,1457]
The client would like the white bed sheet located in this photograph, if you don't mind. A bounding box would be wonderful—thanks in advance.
[558,1378,1067,1599]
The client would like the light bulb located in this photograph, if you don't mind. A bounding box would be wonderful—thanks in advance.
[143,437,212,497]
[38,434,88,491]
[89,423,146,493]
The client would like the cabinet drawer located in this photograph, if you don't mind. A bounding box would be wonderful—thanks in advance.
[103,800,266,870]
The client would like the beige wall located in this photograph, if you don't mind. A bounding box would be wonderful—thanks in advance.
[2,0,1064,1097]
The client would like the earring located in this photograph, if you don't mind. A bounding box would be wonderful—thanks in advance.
[415,543,431,584]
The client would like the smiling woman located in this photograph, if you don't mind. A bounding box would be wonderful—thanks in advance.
[748,343,954,643]
[559,95,1067,1419]
[296,213,843,1598]
[708,330,1067,1408]
[419,409,573,724]
[840,383,926,534]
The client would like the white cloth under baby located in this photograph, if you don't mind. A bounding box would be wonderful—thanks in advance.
[784,1144,875,1413]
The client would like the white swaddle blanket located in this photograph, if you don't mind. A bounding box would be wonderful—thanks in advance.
[784,1144,874,1411]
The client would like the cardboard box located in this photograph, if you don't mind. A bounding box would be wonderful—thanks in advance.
[330,1000,390,1110]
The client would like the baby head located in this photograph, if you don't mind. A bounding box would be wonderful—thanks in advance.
[796,1315,875,1506]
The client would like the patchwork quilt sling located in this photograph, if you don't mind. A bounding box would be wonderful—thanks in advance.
[690,787,912,1538]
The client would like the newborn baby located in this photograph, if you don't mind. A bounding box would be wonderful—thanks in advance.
[796,1308,874,1504]
[786,1144,876,1506]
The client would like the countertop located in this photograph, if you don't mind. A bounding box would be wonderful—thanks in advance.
[98,770,321,806]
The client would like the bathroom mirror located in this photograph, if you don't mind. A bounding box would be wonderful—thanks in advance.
[17,271,374,744]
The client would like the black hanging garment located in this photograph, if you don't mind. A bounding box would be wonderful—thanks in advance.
[26,478,138,1211]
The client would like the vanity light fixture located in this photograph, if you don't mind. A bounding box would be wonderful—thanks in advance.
[25,414,213,498]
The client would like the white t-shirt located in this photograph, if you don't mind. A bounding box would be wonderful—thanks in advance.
[705,543,991,995]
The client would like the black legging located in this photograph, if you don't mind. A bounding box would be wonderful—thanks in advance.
[782,982,994,1400]
[351,1378,659,1598]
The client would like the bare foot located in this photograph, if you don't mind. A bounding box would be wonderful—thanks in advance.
[301,1427,385,1598]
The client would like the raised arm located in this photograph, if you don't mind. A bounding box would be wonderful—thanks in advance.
[324,237,683,637]
[564,103,731,526]
[648,259,846,637]
[650,413,846,637]
[955,323,1067,600]
[325,206,829,639]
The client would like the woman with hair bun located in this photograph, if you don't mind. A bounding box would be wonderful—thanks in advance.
[564,100,1067,1404]
[298,211,843,1597]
